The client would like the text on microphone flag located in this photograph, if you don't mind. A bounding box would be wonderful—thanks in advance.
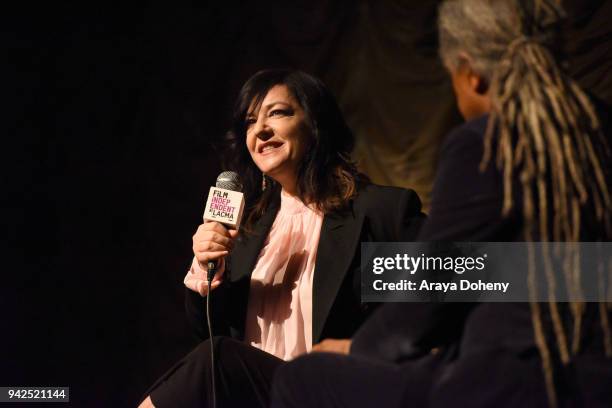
[203,187,245,229]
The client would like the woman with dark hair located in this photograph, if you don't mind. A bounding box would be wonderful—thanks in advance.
[270,1,612,407]
[138,69,425,407]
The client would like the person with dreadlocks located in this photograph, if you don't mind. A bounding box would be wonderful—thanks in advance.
[269,1,612,407]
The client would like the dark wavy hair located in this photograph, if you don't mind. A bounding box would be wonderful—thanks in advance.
[224,69,366,233]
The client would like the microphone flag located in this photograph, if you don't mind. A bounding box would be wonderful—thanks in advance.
[203,187,245,229]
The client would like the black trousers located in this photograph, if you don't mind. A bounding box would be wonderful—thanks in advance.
[271,352,442,408]
[270,347,612,408]
[144,336,284,408]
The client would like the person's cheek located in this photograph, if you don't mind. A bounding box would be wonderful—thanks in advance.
[246,134,256,156]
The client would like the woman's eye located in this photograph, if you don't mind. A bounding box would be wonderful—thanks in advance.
[269,109,290,117]
[245,118,256,127]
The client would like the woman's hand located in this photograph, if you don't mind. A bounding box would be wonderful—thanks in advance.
[192,221,238,269]
[311,338,352,355]
[185,222,238,296]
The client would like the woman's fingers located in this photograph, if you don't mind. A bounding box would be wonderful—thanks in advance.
[199,221,232,237]
[195,250,228,264]
[186,222,234,297]
[193,225,234,250]
[310,338,352,355]
[193,235,231,260]
[192,277,223,296]
[191,222,238,275]
[194,240,228,253]
[201,231,234,248]
[185,257,225,296]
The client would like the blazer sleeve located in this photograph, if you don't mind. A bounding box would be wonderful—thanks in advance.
[184,265,233,341]
[350,301,473,361]
[185,288,233,340]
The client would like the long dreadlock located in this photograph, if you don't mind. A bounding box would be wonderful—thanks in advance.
[438,1,612,406]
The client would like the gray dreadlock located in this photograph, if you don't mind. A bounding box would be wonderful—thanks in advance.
[438,0,612,406]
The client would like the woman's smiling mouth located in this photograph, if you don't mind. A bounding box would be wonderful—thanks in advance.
[258,141,284,155]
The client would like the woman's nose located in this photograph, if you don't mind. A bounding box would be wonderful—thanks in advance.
[253,119,273,140]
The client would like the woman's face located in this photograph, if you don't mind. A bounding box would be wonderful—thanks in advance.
[245,85,311,189]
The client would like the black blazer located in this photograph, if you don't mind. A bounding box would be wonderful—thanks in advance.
[185,183,426,344]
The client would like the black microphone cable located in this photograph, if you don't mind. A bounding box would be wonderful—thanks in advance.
[200,170,242,408]
[206,261,217,408]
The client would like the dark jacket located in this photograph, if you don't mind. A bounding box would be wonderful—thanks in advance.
[185,183,426,345]
[351,113,612,407]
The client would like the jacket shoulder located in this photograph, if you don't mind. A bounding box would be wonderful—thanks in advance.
[353,183,422,215]
[352,183,425,241]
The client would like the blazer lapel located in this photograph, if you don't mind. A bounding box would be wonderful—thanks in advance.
[226,199,279,339]
[312,208,364,342]
[230,200,279,283]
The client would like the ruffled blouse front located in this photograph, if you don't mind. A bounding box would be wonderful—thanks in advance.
[244,190,323,361]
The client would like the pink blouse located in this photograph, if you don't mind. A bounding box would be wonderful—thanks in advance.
[183,190,323,361]
[244,190,323,360]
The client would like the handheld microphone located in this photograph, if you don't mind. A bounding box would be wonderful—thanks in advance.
[202,171,243,408]
[203,171,245,280]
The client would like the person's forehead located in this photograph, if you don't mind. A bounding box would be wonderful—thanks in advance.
[261,84,292,101]
[247,84,298,115]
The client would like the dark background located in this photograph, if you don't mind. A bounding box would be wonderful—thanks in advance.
[4,1,612,406]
